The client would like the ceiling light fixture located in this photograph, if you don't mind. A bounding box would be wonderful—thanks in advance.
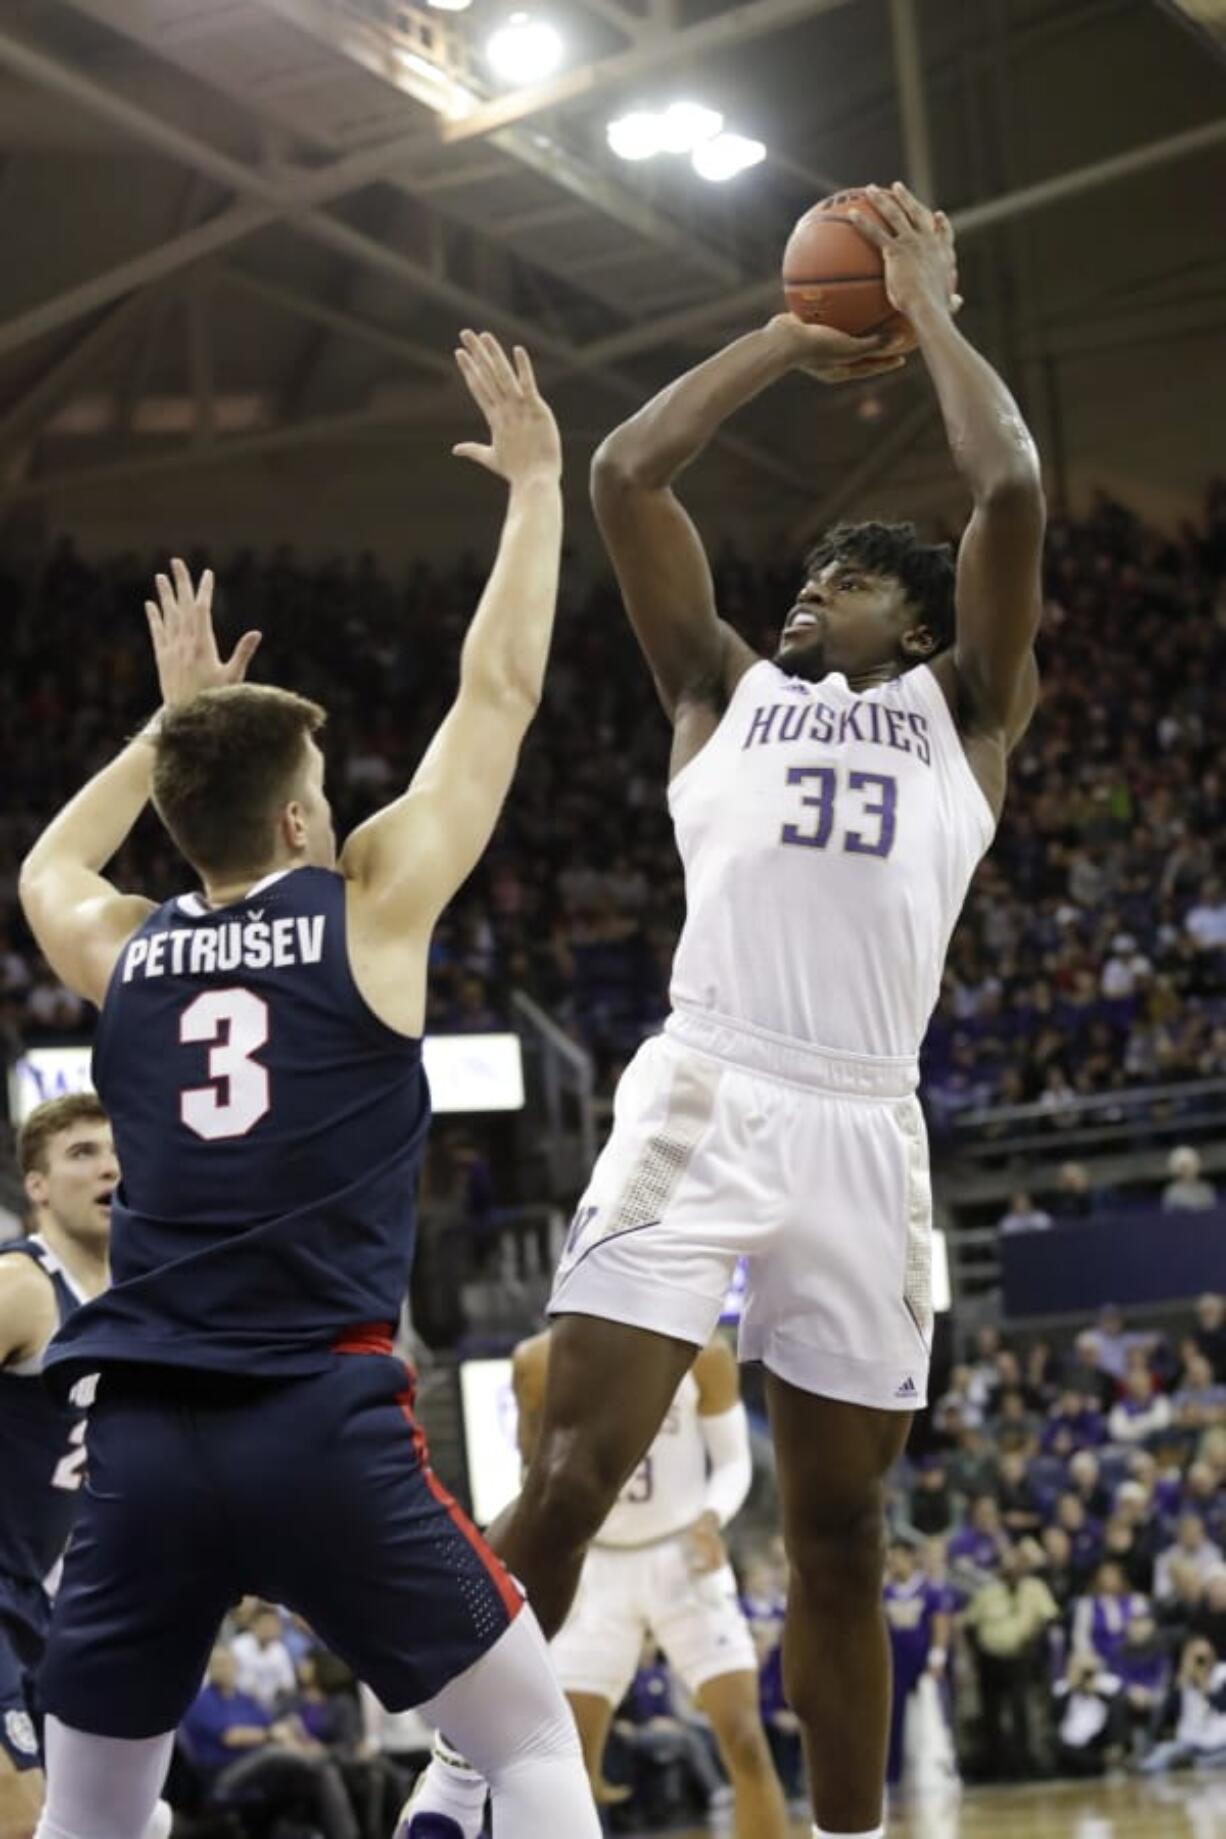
[486,13,564,87]
[691,132,767,182]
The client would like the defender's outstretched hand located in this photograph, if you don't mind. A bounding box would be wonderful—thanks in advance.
[453,330,561,487]
[145,560,262,707]
[849,183,962,324]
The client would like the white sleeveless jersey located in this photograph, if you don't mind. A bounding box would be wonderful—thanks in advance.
[668,659,995,1062]
[597,1372,707,1548]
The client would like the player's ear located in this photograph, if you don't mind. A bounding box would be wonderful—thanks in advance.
[901,622,937,659]
[24,1168,48,1210]
[281,799,309,851]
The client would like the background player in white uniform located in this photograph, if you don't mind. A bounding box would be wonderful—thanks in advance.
[414,186,1044,1839]
[516,1332,789,1839]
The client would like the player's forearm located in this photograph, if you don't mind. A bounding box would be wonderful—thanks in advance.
[458,476,563,711]
[910,298,1041,503]
[595,321,795,489]
[699,1404,752,1527]
[20,729,155,882]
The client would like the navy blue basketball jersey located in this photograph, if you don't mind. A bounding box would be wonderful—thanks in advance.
[0,1237,89,1589]
[45,867,429,1390]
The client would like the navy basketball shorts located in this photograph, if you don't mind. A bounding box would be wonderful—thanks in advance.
[39,1341,522,1740]
[0,1579,48,1771]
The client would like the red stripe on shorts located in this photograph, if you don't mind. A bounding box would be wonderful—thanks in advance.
[333,1322,396,1356]
[396,1364,523,1625]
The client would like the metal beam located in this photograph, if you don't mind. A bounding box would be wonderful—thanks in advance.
[0,27,812,494]
[889,0,936,201]
[786,395,939,546]
[0,285,162,453]
[217,267,454,379]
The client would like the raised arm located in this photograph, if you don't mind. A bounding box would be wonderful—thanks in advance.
[339,333,561,932]
[591,319,906,722]
[18,563,261,1005]
[852,184,1045,750]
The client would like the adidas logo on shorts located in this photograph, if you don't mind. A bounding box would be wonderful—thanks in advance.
[895,1376,918,1399]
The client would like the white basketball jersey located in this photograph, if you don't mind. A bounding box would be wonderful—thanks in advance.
[668,659,995,1061]
[598,1372,707,1548]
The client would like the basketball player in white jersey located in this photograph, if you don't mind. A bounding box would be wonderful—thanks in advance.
[515,1332,789,1837]
[412,186,1042,1839]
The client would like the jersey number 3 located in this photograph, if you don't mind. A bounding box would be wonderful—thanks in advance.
[179,988,271,1141]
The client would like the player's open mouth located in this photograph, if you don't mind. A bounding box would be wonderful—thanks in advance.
[95,1189,115,1210]
[784,608,821,635]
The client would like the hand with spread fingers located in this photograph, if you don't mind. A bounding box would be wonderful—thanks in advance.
[145,559,262,708]
[849,183,962,324]
[452,328,562,488]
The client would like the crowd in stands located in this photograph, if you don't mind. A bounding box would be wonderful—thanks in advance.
[2,484,1226,1119]
[163,1296,1226,1830]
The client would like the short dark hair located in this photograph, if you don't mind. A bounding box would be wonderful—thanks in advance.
[152,685,326,876]
[18,1094,109,1177]
[805,520,956,655]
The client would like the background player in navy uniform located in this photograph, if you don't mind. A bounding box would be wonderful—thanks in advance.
[17,333,601,1839]
[415,187,1044,1839]
[0,1096,119,1839]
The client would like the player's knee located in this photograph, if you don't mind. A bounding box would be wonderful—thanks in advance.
[524,1437,623,1552]
[716,1707,773,1780]
[784,1494,886,1608]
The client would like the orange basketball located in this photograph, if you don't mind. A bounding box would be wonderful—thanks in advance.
[781,187,916,351]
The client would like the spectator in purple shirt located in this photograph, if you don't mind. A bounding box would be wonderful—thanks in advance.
[1054,1493,1104,1589]
[1042,1390,1107,1459]
[181,1647,358,1839]
[1071,1561,1153,1670]
[883,1542,953,1785]
[948,1495,1009,1591]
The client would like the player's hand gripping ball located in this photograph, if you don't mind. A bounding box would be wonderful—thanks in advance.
[782,181,961,351]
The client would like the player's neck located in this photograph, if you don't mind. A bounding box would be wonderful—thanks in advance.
[200,858,292,910]
[34,1217,109,1300]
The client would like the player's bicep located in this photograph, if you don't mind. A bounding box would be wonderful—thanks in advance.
[590,460,730,716]
[340,682,528,925]
[953,480,1045,735]
[18,864,153,1006]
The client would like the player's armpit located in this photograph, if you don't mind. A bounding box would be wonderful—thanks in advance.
[17,863,154,1009]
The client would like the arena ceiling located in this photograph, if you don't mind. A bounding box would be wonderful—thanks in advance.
[0,0,1223,563]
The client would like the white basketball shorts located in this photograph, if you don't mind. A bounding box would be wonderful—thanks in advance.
[551,1536,757,1704]
[548,1007,933,1411]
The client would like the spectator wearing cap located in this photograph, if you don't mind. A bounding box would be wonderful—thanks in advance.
[1108,1369,1174,1447]
[1162,1145,1217,1213]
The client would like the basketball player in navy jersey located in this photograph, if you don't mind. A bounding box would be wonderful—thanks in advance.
[415,187,1044,1839]
[17,333,601,1839]
[0,1097,120,1839]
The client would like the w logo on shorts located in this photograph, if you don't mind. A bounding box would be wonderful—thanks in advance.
[4,1708,38,1759]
